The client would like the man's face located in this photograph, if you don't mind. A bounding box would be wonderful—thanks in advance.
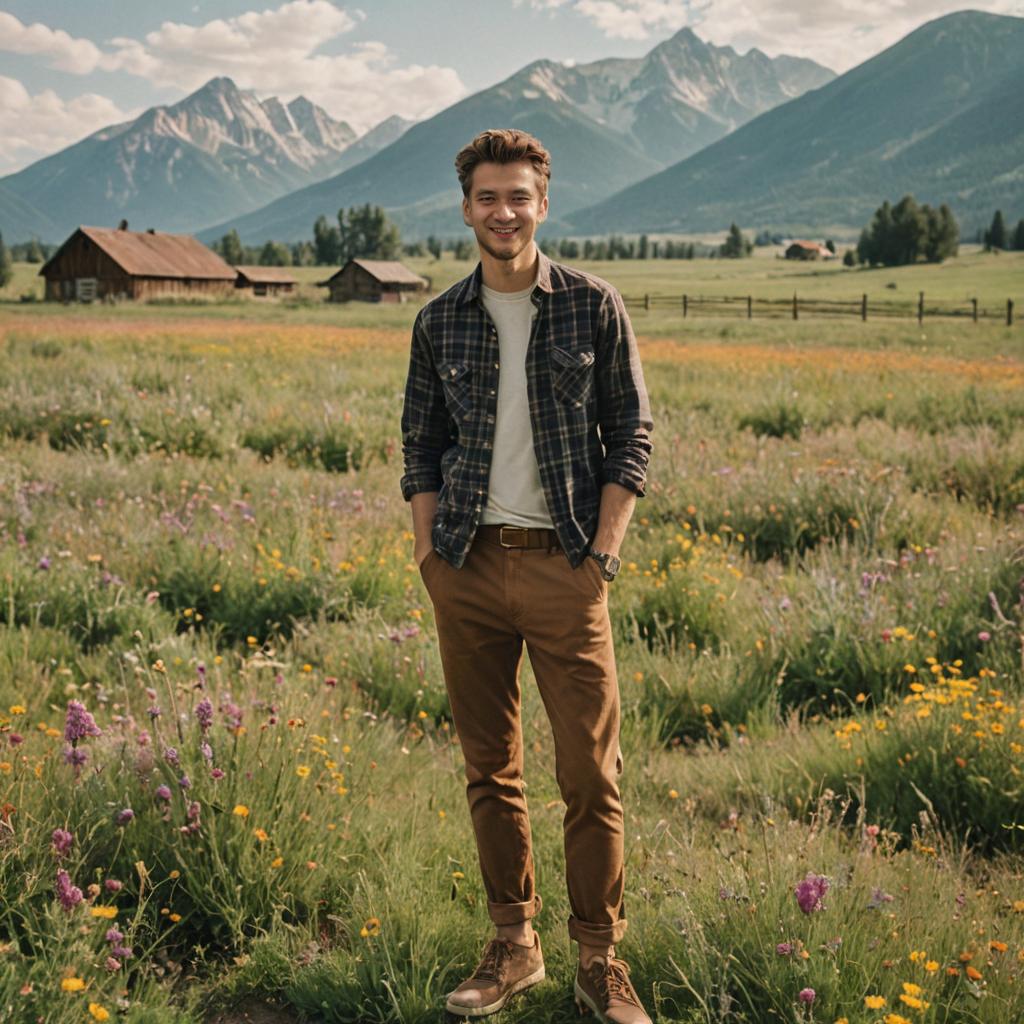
[461,160,548,263]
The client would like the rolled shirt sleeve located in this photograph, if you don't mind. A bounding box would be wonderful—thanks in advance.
[594,287,653,497]
[399,311,450,501]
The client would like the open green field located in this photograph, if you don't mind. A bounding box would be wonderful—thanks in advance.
[1,257,1023,1022]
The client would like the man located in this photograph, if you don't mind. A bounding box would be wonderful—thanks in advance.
[399,128,653,1023]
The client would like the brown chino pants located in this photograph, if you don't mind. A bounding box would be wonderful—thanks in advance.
[418,525,627,946]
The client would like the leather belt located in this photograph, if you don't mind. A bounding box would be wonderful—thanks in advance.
[477,524,561,550]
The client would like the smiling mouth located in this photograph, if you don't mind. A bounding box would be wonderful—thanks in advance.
[491,226,518,237]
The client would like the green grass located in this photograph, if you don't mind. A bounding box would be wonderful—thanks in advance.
[1,283,1023,1022]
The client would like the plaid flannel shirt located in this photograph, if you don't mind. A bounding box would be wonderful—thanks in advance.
[400,250,653,569]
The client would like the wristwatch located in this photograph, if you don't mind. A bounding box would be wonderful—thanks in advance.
[588,549,621,581]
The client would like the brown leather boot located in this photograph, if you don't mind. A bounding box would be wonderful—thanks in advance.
[574,955,651,1024]
[445,933,545,1017]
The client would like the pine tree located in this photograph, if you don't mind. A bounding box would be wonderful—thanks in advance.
[0,231,12,289]
[719,223,750,259]
[985,210,1007,250]
[1013,219,1024,252]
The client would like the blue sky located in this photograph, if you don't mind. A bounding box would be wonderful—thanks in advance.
[2,0,1022,174]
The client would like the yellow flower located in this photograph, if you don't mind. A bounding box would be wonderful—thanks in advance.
[865,995,887,1009]
[169,913,182,923]
[924,961,939,972]
[89,906,118,919]
[89,1005,110,1021]
[271,856,284,868]
[254,828,269,842]
[295,765,311,778]
[899,994,928,1010]
[1013,900,1024,913]
[361,917,381,937]
[232,804,250,818]
[9,705,26,715]
[901,982,922,996]
[61,977,86,992]
[668,788,679,800]
[883,1016,912,1024]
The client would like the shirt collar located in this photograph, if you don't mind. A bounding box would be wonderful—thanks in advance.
[457,248,554,306]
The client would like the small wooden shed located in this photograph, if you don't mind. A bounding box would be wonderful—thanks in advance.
[234,265,297,297]
[39,225,236,302]
[785,240,834,261]
[319,258,428,303]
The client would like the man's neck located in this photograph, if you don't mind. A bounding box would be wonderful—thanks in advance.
[479,243,540,293]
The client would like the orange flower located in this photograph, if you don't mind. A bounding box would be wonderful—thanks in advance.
[990,940,1007,953]
[966,965,982,981]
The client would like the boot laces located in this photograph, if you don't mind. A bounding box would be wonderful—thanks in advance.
[474,938,515,982]
[591,957,637,1004]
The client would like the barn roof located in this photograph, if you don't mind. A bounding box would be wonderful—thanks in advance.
[40,226,236,280]
[787,240,832,254]
[234,265,297,285]
[321,258,428,286]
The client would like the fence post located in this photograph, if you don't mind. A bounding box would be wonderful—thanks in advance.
[683,294,688,318]
[918,292,924,326]
[747,295,752,320]
[972,298,978,323]
[862,294,867,322]
[1010,299,1015,327]
[644,293,650,311]
[792,293,798,321]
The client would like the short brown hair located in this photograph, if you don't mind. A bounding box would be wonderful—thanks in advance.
[455,129,551,198]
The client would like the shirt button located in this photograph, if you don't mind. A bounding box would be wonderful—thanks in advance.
[489,389,496,396]
[493,362,499,369]
[486,414,495,424]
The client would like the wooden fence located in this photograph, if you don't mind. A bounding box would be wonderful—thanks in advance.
[621,292,1017,326]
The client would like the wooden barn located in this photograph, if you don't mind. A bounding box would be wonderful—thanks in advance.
[785,240,835,261]
[319,258,428,303]
[234,265,297,297]
[39,224,236,302]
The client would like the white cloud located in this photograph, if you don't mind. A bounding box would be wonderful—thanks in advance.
[0,76,133,174]
[0,11,106,73]
[524,0,1024,71]
[0,2,466,143]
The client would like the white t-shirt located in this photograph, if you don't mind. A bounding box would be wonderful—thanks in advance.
[478,276,554,529]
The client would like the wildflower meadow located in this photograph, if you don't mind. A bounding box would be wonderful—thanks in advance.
[1,251,1023,1023]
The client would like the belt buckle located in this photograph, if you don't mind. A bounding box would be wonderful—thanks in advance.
[499,526,528,548]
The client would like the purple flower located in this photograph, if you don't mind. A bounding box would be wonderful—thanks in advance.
[187,800,201,821]
[111,945,134,959]
[195,698,213,732]
[51,828,74,858]
[64,700,102,743]
[200,741,213,763]
[163,746,180,767]
[8,732,23,746]
[867,887,894,910]
[776,942,793,956]
[115,808,134,826]
[155,785,172,801]
[178,774,191,790]
[978,630,991,643]
[64,745,88,767]
[219,698,242,730]
[147,705,162,720]
[794,873,830,915]
[105,927,123,944]
[104,879,122,892]
[38,556,51,570]
[210,767,225,780]
[56,868,83,911]
[104,956,121,972]
[798,988,815,1004]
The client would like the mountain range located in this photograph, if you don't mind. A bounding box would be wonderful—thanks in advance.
[3,10,1021,245]
[198,29,834,243]
[0,78,412,241]
[566,11,1024,236]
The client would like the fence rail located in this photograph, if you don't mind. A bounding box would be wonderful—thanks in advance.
[621,292,1017,325]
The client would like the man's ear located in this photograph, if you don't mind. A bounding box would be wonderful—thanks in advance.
[538,193,549,224]
[461,196,472,227]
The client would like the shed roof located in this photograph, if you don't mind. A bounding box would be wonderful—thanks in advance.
[787,240,832,254]
[234,265,298,285]
[322,258,428,286]
[41,226,236,280]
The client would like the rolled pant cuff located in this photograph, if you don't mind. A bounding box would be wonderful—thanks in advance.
[487,893,543,925]
[568,913,628,946]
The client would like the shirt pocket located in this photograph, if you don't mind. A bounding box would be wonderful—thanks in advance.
[437,360,473,425]
[550,345,596,408]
